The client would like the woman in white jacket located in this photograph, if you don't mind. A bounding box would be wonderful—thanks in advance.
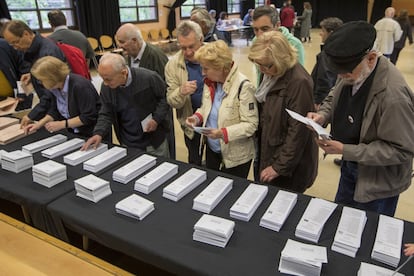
[186,40,258,178]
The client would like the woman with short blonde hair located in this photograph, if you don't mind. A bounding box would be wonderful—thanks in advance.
[25,56,100,137]
[248,31,318,193]
[186,40,258,178]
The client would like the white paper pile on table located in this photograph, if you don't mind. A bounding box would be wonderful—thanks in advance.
[134,162,178,194]
[260,190,297,232]
[162,168,206,201]
[279,239,328,276]
[115,194,155,220]
[0,149,7,160]
[193,176,233,214]
[0,124,26,145]
[1,150,33,173]
[0,117,19,129]
[193,214,235,248]
[112,154,156,184]
[32,160,67,188]
[63,143,108,166]
[295,198,337,243]
[230,183,268,221]
[22,134,67,154]
[41,138,84,159]
[83,146,127,173]
[331,207,367,257]
[358,262,404,276]
[74,174,112,203]
[371,214,404,267]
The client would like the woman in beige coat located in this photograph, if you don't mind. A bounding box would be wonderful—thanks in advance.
[186,40,258,178]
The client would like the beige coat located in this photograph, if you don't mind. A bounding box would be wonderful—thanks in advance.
[165,50,196,139]
[195,64,258,168]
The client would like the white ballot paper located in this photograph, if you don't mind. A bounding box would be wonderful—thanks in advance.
[1,150,33,173]
[230,183,268,222]
[41,138,84,159]
[331,207,367,258]
[193,126,214,135]
[83,146,127,173]
[260,190,297,232]
[32,160,67,188]
[115,194,155,220]
[193,176,233,214]
[141,113,152,131]
[285,108,331,139]
[371,214,404,267]
[112,154,156,184]
[22,134,67,154]
[63,143,108,166]
[279,239,327,276]
[193,214,235,248]
[134,162,178,194]
[74,174,112,203]
[162,168,206,202]
[295,198,337,243]
[358,262,404,276]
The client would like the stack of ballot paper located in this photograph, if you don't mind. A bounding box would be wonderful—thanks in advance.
[295,198,337,243]
[41,138,84,159]
[358,262,404,276]
[134,162,178,194]
[74,174,112,203]
[230,183,268,221]
[371,215,404,267]
[112,154,156,184]
[1,150,33,173]
[0,117,19,129]
[162,168,206,201]
[0,149,7,160]
[22,134,67,154]
[279,239,328,276]
[0,124,26,145]
[32,160,67,188]
[83,146,127,173]
[193,214,235,248]
[63,143,108,166]
[331,207,367,257]
[193,176,233,214]
[115,194,155,220]
[260,190,298,232]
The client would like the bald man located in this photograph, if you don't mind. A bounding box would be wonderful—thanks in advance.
[82,53,170,158]
[374,7,402,57]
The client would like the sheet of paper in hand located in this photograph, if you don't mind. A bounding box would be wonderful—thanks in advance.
[285,108,331,140]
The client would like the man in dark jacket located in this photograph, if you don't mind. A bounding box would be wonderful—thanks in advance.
[2,20,65,125]
[82,53,170,158]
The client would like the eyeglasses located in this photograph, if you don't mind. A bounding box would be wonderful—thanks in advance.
[251,60,274,70]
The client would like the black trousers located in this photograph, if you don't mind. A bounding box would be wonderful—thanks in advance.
[205,145,251,179]
[184,132,202,166]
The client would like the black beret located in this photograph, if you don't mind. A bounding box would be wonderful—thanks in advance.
[323,21,376,74]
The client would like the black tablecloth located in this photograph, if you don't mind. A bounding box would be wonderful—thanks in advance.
[46,153,414,276]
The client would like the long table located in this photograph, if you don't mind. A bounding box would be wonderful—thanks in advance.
[46,152,414,276]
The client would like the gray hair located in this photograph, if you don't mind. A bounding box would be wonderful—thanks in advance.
[320,17,343,32]
[176,20,204,41]
[191,8,214,29]
[99,53,127,72]
[117,23,143,43]
[253,5,280,26]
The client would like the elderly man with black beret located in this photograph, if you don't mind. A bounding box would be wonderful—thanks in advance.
[308,21,414,216]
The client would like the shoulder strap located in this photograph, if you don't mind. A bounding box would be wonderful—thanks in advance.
[238,79,249,100]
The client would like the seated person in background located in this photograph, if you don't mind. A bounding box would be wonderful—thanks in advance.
[186,40,258,178]
[191,8,227,44]
[217,11,232,45]
[2,20,65,125]
[24,56,100,137]
[47,9,95,67]
[82,53,170,158]
[311,17,343,110]
[209,9,216,22]
[248,31,318,193]
[243,9,254,26]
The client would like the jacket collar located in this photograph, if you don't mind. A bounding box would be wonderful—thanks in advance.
[204,62,237,100]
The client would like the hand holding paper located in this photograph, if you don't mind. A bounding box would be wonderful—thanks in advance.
[285,108,330,140]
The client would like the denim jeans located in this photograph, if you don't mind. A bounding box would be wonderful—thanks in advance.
[335,160,399,216]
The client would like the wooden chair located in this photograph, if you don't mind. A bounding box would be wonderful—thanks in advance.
[99,35,116,51]
[86,37,101,68]
[149,29,160,45]
[140,30,149,42]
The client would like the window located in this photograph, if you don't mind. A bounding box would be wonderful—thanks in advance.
[255,0,265,6]
[6,0,75,31]
[227,0,240,14]
[180,0,206,18]
[119,0,158,23]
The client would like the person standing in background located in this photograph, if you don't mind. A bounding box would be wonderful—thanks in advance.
[374,7,402,58]
[297,2,312,43]
[390,9,413,65]
[280,0,295,32]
